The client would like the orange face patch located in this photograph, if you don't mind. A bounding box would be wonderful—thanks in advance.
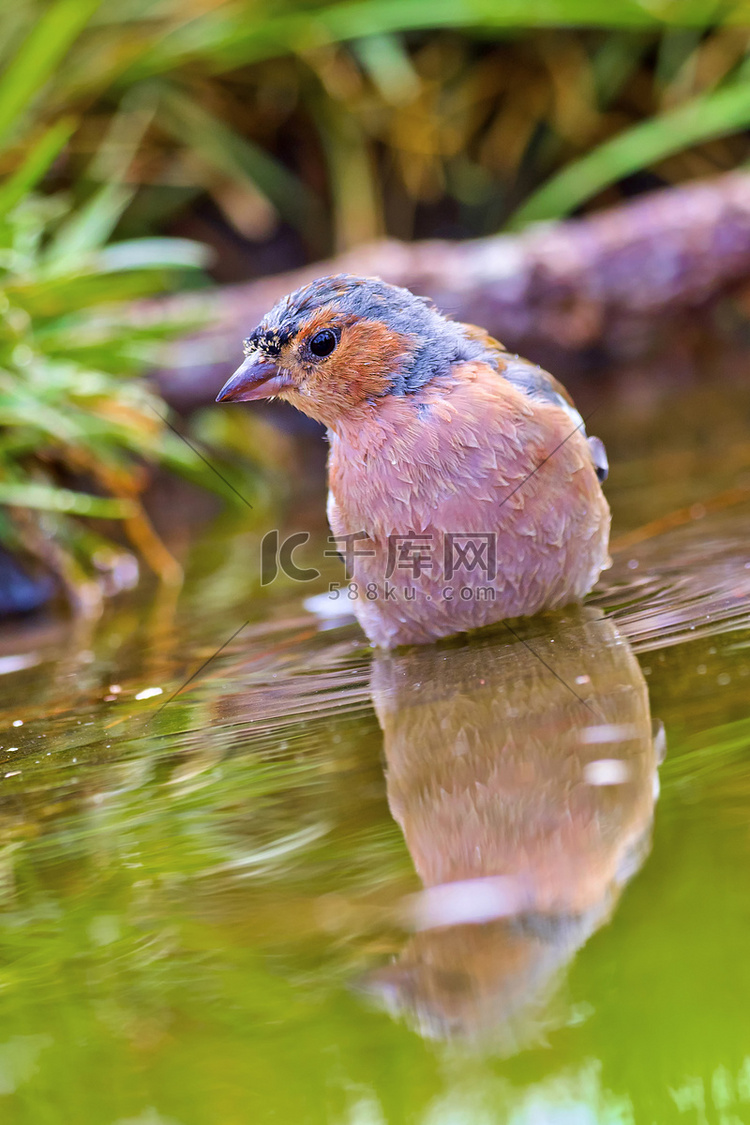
[276,308,415,426]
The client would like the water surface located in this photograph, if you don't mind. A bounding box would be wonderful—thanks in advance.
[0,377,748,1124]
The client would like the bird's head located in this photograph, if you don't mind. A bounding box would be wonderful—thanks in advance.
[216,274,497,428]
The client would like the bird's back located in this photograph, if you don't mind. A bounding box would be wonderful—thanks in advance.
[462,325,608,482]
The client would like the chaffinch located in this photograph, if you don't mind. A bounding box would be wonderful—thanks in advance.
[366,609,656,1041]
[217,274,611,648]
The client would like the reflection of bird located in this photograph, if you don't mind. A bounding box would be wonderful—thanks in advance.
[365,608,659,1046]
[217,275,610,648]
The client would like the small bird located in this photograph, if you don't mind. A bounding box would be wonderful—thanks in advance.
[217,274,611,648]
[367,609,656,1042]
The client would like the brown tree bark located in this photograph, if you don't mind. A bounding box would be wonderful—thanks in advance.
[154,171,750,409]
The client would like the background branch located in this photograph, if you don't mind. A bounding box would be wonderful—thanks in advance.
[155,170,750,409]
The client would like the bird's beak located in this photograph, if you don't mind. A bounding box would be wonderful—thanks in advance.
[215,354,292,403]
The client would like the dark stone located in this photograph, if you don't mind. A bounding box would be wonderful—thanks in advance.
[0,547,54,616]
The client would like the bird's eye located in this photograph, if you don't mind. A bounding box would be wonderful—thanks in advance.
[309,329,338,358]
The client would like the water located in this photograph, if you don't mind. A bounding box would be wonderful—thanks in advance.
[0,377,748,1124]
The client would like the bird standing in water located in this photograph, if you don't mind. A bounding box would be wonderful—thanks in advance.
[217,274,610,648]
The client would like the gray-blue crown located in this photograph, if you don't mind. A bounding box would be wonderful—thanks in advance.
[248,274,500,394]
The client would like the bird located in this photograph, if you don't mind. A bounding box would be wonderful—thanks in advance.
[216,274,611,648]
[366,609,657,1043]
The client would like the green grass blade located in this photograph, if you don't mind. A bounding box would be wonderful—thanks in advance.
[7,270,174,316]
[127,0,735,77]
[0,481,136,518]
[46,182,135,267]
[0,117,77,219]
[96,237,210,272]
[156,88,319,230]
[313,96,381,249]
[353,33,420,105]
[0,0,100,150]
[506,79,750,229]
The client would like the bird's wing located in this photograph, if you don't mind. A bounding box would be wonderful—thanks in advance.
[462,324,609,482]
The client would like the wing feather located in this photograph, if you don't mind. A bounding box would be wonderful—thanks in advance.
[461,323,608,482]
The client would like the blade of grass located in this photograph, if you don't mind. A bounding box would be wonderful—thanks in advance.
[312,94,381,250]
[125,0,709,79]
[46,183,135,267]
[156,87,320,231]
[0,117,77,218]
[87,85,159,184]
[96,237,210,272]
[506,77,750,229]
[7,270,177,316]
[591,33,652,107]
[352,33,420,104]
[0,0,100,150]
[0,481,136,518]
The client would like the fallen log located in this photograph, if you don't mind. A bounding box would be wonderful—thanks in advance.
[155,171,750,410]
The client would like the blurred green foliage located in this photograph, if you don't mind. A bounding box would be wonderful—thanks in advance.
[4,0,750,602]
[0,181,210,601]
[5,0,748,253]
